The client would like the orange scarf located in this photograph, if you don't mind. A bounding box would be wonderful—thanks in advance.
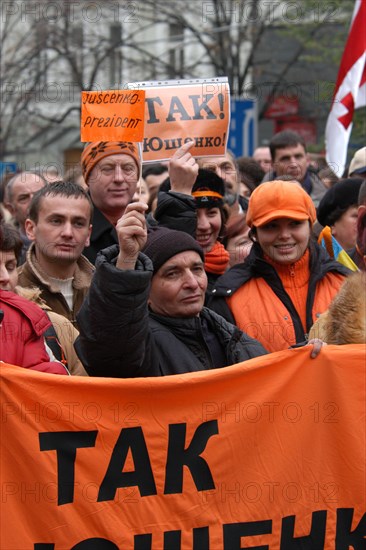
[204,241,230,275]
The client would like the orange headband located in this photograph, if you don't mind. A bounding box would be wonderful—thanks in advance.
[192,190,224,199]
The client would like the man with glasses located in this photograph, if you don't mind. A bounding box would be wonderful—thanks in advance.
[81,141,141,264]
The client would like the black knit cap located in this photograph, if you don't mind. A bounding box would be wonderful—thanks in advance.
[143,227,204,274]
[317,178,363,226]
[192,168,225,208]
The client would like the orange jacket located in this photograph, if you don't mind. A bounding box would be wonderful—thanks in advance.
[209,243,350,352]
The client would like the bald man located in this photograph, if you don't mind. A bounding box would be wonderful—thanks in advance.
[5,171,46,263]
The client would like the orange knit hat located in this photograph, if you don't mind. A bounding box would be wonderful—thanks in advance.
[246,180,316,228]
[81,141,141,183]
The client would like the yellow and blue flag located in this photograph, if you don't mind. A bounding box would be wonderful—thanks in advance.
[318,225,358,271]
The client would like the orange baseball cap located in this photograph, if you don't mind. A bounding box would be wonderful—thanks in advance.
[246,180,316,228]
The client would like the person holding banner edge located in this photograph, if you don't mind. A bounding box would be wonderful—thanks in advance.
[208,180,351,353]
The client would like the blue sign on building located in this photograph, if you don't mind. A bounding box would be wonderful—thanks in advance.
[228,98,257,158]
[0,162,17,180]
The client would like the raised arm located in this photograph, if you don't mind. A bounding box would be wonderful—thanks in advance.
[168,140,199,195]
[154,142,198,236]
[76,202,157,378]
[116,201,148,269]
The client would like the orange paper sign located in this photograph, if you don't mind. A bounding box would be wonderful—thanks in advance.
[81,90,145,142]
[129,78,230,162]
[1,345,365,549]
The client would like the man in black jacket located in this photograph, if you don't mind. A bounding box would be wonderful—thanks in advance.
[76,202,267,377]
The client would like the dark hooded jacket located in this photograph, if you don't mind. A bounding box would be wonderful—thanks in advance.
[75,245,267,378]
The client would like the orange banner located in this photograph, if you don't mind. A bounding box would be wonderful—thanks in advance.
[128,78,230,162]
[1,345,365,549]
[81,90,145,142]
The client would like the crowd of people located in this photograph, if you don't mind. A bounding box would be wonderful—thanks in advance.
[1,130,365,376]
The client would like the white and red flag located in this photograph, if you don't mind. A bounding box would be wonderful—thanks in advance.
[325,0,366,176]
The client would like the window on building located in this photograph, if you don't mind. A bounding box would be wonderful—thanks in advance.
[168,22,184,79]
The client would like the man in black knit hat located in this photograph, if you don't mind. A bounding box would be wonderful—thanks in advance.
[76,202,267,377]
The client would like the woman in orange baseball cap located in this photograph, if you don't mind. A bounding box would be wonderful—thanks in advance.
[208,180,351,353]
